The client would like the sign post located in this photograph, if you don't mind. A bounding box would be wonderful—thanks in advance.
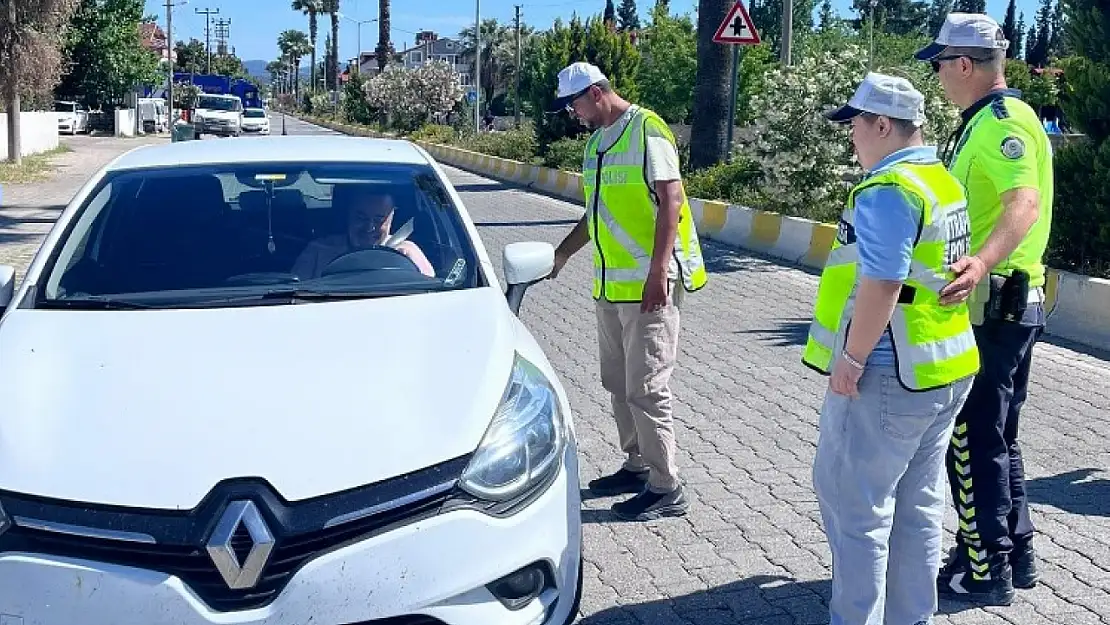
[712,0,761,160]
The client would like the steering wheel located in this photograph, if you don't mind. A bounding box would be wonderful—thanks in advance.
[320,245,422,277]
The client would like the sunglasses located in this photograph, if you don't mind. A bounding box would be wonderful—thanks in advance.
[930,54,989,73]
[564,85,595,113]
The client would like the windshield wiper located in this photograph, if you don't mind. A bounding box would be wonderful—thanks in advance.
[38,296,155,310]
[258,288,440,302]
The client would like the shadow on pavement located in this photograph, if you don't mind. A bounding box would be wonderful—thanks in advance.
[475,219,580,228]
[576,574,831,625]
[1038,333,1110,363]
[453,182,512,193]
[734,318,811,347]
[0,231,40,246]
[1026,468,1110,517]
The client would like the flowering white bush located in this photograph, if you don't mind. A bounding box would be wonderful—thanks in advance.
[364,60,465,130]
[736,44,962,221]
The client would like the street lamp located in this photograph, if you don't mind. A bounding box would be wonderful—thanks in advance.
[337,13,378,76]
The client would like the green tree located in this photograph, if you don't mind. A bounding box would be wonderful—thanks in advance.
[278,29,311,95]
[323,0,339,92]
[638,3,695,122]
[1002,0,1019,58]
[55,0,160,108]
[1015,12,1026,59]
[953,0,986,11]
[818,0,837,29]
[926,0,952,36]
[604,0,617,27]
[617,0,640,30]
[519,14,639,147]
[751,0,817,56]
[850,0,929,36]
[174,38,205,73]
[210,53,247,78]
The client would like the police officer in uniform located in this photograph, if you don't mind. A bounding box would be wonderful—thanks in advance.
[805,72,979,625]
[915,13,1054,605]
[546,62,708,521]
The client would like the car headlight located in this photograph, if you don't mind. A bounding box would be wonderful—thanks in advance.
[0,501,10,538]
[459,355,565,502]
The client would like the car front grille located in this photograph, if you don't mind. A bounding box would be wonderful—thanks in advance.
[1,456,471,613]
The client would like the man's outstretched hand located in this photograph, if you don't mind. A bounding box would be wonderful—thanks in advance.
[940,255,988,306]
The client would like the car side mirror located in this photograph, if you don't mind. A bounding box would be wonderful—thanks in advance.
[503,242,554,316]
[0,265,15,314]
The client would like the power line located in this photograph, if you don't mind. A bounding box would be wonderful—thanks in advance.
[194,7,220,72]
[214,17,231,56]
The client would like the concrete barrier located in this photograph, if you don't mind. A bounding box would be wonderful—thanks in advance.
[302,115,1110,353]
[0,112,60,160]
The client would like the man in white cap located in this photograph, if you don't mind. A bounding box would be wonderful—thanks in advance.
[916,13,1054,605]
[545,61,708,522]
[803,72,979,625]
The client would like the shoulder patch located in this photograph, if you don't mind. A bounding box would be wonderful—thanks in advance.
[990,98,1010,120]
[1001,136,1026,159]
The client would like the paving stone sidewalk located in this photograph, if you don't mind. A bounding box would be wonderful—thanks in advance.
[0,135,166,278]
[445,166,1110,625]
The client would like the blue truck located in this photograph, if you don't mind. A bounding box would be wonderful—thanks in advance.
[145,74,263,110]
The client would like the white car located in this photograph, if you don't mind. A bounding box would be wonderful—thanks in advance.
[241,108,271,134]
[55,100,89,134]
[0,136,584,625]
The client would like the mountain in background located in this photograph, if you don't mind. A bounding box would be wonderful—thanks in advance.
[244,59,315,82]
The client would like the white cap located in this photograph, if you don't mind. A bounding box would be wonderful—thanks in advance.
[915,13,1009,60]
[548,62,608,112]
[825,72,927,127]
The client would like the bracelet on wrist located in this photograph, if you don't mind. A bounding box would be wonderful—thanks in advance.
[841,349,865,371]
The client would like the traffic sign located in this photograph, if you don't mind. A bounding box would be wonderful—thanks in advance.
[713,0,761,45]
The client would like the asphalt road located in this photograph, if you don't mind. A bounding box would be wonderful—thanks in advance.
[3,116,1109,625]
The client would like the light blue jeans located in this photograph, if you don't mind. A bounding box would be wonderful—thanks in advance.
[813,365,973,625]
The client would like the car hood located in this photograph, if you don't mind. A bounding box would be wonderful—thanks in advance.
[0,287,518,509]
[196,108,239,118]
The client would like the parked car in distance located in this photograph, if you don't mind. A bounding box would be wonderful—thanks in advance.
[0,135,584,625]
[55,100,89,135]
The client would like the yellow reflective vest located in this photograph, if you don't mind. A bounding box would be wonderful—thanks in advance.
[802,161,981,391]
[581,107,707,302]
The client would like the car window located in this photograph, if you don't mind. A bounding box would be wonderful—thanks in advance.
[197,96,241,112]
[38,162,482,308]
[244,110,266,118]
[55,102,76,113]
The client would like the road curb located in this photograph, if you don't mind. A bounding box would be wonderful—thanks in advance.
[298,114,1110,353]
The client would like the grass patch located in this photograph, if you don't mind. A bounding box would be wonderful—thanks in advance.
[0,144,73,184]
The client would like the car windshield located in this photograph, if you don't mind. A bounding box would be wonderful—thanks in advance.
[55,102,76,112]
[38,162,482,309]
[197,96,241,111]
[244,109,266,118]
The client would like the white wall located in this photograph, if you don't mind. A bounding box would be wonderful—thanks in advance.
[115,109,136,137]
[0,112,60,160]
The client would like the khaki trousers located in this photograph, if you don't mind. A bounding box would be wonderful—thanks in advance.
[595,281,684,492]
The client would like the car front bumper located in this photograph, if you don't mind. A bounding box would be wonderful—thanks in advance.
[0,445,582,625]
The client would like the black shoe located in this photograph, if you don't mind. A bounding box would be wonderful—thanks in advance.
[937,546,1015,606]
[587,468,648,497]
[1010,541,1039,589]
[611,485,689,521]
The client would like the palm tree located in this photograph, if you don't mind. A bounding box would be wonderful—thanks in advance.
[459,19,523,111]
[689,0,732,169]
[376,0,392,72]
[292,0,323,92]
[323,0,340,92]
[278,29,312,96]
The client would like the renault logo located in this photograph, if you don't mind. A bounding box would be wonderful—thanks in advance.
[206,500,275,590]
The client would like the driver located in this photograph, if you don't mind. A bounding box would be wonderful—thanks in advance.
[292,186,435,280]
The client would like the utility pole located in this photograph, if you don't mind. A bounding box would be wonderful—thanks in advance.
[5,0,21,165]
[195,7,219,73]
[474,0,481,133]
[780,0,793,65]
[514,4,522,128]
[165,0,175,133]
[214,18,231,56]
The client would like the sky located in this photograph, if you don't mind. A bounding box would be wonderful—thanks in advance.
[145,0,1042,64]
